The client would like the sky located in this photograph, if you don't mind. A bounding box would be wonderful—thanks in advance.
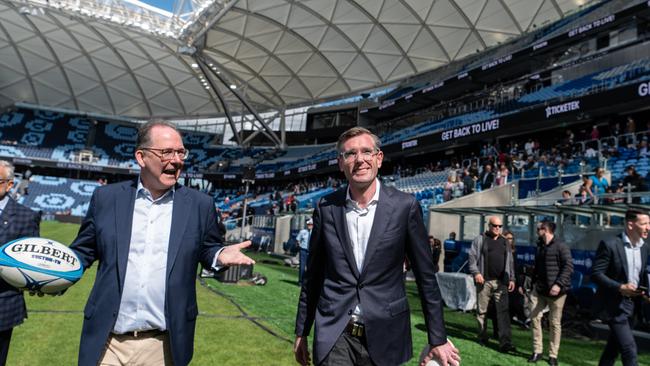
[138,0,176,13]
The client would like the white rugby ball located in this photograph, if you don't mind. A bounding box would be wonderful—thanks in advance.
[0,237,83,294]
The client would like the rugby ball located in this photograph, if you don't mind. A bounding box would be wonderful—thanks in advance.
[0,237,83,294]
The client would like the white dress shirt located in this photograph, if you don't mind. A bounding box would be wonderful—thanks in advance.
[622,232,645,287]
[113,181,174,333]
[345,180,380,318]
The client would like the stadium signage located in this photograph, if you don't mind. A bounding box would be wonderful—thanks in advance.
[298,164,317,173]
[637,81,650,97]
[401,139,418,150]
[545,100,580,118]
[223,174,236,179]
[12,158,32,165]
[256,173,274,179]
[457,72,468,80]
[56,162,103,172]
[284,170,291,176]
[532,41,548,51]
[481,54,512,71]
[568,14,615,38]
[379,101,395,110]
[328,159,338,166]
[181,173,203,178]
[440,119,500,141]
[422,81,444,93]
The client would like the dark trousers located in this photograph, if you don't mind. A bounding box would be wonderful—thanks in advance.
[0,328,13,366]
[298,248,309,285]
[599,300,637,366]
[320,331,375,366]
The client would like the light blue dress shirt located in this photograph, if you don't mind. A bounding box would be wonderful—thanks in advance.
[622,232,644,287]
[113,181,174,333]
[296,229,311,250]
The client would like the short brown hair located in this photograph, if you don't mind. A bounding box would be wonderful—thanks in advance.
[336,127,381,153]
[136,119,182,150]
[626,208,649,222]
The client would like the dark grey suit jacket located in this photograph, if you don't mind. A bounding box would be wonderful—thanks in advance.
[0,197,40,331]
[592,233,649,320]
[295,184,447,366]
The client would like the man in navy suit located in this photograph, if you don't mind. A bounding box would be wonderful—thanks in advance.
[592,208,649,366]
[294,127,459,366]
[69,121,254,366]
[0,160,40,365]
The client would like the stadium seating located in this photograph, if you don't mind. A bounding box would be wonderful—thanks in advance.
[17,175,102,217]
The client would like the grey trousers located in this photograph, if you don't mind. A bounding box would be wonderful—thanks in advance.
[476,279,511,347]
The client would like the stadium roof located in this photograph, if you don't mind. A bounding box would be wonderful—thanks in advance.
[0,0,596,119]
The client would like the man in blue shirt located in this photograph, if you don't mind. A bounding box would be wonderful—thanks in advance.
[70,120,255,366]
[296,218,313,285]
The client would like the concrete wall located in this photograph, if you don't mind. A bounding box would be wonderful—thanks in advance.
[428,183,515,241]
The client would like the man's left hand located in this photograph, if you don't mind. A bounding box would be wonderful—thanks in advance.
[507,281,515,292]
[549,284,561,296]
[421,340,460,366]
[217,240,256,266]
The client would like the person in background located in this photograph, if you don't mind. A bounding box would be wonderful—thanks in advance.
[589,168,609,203]
[555,190,573,205]
[528,221,573,366]
[468,216,516,353]
[429,236,443,273]
[480,164,494,190]
[0,160,41,366]
[622,166,647,204]
[592,209,649,366]
[296,218,313,285]
[496,163,509,186]
[462,168,475,196]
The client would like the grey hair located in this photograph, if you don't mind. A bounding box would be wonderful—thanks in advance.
[336,127,381,153]
[0,160,15,179]
[136,119,182,150]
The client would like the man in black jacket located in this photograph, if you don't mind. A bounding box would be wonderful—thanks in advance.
[592,209,649,366]
[528,221,573,366]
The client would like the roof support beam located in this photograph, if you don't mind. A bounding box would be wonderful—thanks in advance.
[196,58,242,146]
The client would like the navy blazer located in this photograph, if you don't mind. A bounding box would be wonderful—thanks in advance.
[70,180,223,366]
[295,184,447,366]
[0,197,40,331]
[592,233,649,320]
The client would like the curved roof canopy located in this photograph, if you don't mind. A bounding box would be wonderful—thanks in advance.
[0,0,592,119]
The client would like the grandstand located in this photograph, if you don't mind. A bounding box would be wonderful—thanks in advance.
[1,0,650,364]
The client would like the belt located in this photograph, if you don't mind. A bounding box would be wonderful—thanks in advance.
[113,329,165,338]
[345,320,365,338]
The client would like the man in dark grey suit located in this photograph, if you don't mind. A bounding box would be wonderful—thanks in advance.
[592,208,649,366]
[0,160,40,365]
[294,127,459,366]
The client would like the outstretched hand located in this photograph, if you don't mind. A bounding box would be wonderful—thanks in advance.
[217,240,256,266]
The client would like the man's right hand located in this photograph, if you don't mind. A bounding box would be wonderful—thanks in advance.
[474,273,484,285]
[620,283,640,297]
[294,336,311,366]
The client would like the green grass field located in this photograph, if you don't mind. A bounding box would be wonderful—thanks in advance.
[6,221,648,365]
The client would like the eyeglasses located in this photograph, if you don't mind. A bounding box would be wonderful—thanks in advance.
[489,224,503,228]
[0,179,11,184]
[340,149,380,162]
[141,147,189,161]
